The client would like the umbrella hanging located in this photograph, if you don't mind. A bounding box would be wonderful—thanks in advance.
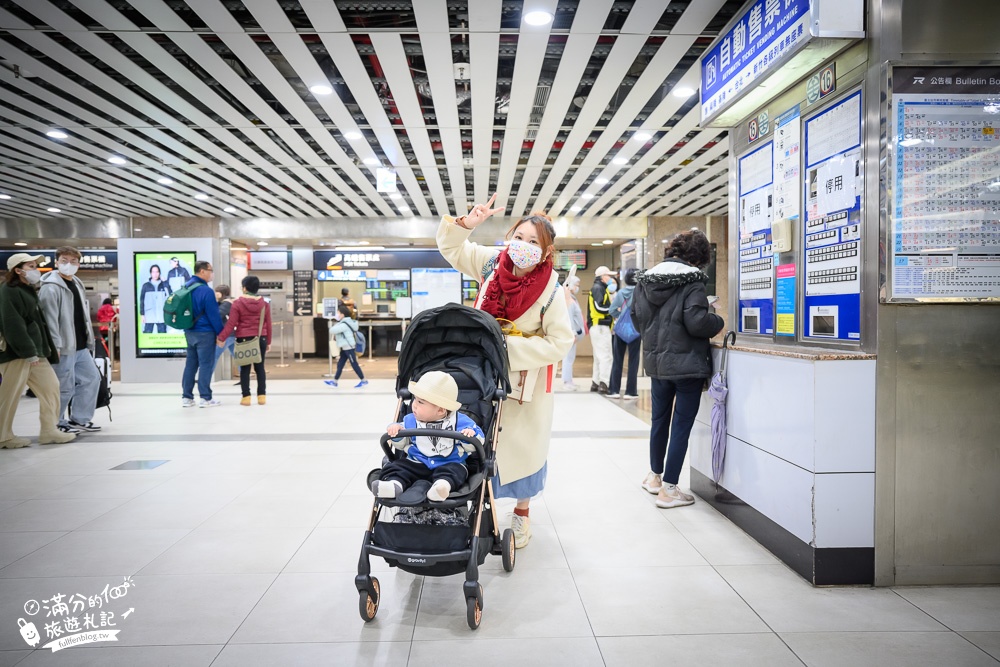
[708,331,737,485]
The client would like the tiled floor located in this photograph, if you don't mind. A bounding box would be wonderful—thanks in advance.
[0,379,997,666]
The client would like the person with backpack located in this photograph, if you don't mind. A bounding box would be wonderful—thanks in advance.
[38,246,102,434]
[327,303,367,388]
[212,285,236,369]
[217,276,271,406]
[178,261,224,408]
[607,268,641,400]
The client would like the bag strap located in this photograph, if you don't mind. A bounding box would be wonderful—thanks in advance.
[255,305,266,337]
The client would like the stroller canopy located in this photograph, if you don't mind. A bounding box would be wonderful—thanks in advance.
[397,304,510,427]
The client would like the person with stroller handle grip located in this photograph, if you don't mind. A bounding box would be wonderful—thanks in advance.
[373,371,485,503]
[437,194,575,548]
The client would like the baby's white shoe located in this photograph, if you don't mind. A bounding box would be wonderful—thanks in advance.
[427,479,452,502]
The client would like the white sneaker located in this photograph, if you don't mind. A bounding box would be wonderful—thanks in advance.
[198,398,222,408]
[563,381,577,391]
[641,472,662,494]
[511,513,531,548]
[655,484,695,509]
[181,398,196,408]
[607,392,621,399]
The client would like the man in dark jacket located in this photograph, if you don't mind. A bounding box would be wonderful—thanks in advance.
[180,261,224,408]
[631,230,724,509]
[587,265,616,394]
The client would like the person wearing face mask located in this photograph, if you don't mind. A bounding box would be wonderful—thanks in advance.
[39,247,102,434]
[0,254,76,447]
[588,265,617,394]
[139,264,170,334]
[437,194,574,549]
[561,274,586,390]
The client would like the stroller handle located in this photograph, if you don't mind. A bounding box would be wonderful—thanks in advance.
[379,429,487,465]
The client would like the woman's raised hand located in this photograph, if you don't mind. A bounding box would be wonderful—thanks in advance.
[462,193,505,228]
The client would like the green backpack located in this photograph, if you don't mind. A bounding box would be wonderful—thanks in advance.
[163,284,200,329]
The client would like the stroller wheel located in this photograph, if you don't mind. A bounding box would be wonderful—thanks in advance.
[501,528,516,572]
[466,584,483,630]
[359,577,380,622]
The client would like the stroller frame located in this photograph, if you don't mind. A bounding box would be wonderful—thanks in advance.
[355,304,515,630]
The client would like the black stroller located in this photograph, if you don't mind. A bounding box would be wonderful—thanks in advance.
[355,304,515,630]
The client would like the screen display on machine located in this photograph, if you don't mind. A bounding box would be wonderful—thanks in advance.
[134,251,197,358]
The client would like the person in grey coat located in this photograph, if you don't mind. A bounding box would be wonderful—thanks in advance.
[631,230,724,509]
[38,247,102,433]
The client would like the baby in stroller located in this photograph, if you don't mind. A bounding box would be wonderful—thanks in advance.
[372,371,485,503]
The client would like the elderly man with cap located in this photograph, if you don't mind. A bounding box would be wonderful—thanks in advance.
[0,253,76,447]
[588,265,617,394]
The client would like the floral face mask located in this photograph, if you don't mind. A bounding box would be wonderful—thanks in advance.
[507,239,542,269]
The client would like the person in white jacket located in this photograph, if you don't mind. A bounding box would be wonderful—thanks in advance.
[437,194,574,548]
[38,247,101,434]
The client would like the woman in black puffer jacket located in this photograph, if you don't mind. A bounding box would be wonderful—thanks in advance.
[631,230,724,509]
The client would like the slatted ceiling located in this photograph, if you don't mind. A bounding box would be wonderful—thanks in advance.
[0,0,739,220]
[622,138,729,216]
[664,172,731,216]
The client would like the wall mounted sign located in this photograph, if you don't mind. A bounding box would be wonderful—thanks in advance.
[0,250,118,271]
[312,249,450,270]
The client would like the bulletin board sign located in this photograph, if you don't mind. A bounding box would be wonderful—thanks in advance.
[886,66,1000,302]
[134,251,197,357]
[802,89,864,341]
[737,140,775,335]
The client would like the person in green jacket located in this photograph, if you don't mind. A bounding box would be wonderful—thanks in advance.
[0,254,76,447]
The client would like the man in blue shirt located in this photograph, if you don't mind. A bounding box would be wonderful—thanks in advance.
[181,261,224,408]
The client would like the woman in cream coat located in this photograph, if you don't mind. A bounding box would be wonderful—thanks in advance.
[437,194,574,548]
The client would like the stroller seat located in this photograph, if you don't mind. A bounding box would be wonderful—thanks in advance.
[365,468,486,508]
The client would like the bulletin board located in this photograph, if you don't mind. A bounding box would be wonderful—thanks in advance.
[737,140,775,335]
[802,88,864,341]
[886,66,1000,302]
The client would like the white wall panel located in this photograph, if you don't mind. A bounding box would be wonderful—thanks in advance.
[814,360,876,473]
[814,473,875,547]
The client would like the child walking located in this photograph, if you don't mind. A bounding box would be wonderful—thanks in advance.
[328,303,367,388]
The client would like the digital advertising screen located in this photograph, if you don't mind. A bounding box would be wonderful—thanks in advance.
[134,251,196,358]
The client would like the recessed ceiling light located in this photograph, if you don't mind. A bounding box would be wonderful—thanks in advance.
[591,242,603,246]
[0,194,11,200]
[47,207,61,213]
[581,193,594,199]
[162,235,170,239]
[363,157,380,166]
[257,241,269,246]
[399,206,411,213]
[570,206,582,212]
[523,10,553,25]
[310,84,333,95]
[672,86,696,98]
[389,193,402,200]
[133,228,142,232]
[107,156,127,165]
[595,178,608,185]
[157,177,173,185]
[632,132,653,142]
[46,130,68,139]
[223,206,237,213]
[612,157,628,165]
[344,131,363,140]
[358,241,370,246]
[603,239,613,244]
[195,193,209,200]
[14,242,27,247]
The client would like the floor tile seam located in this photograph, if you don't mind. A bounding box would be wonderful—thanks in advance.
[888,588,961,632]
[0,530,69,577]
[206,570,284,652]
[206,644,228,667]
[547,509,610,652]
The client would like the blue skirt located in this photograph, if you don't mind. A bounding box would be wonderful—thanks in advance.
[491,462,547,500]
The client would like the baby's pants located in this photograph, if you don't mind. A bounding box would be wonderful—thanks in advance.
[380,458,468,490]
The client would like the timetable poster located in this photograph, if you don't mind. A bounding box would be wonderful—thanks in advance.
[803,90,864,341]
[890,67,1000,301]
[737,141,774,335]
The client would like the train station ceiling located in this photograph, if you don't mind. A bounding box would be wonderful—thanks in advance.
[0,0,740,221]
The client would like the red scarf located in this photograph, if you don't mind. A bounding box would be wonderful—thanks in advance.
[478,250,553,322]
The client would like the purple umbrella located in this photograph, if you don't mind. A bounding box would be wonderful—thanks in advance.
[708,332,736,484]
